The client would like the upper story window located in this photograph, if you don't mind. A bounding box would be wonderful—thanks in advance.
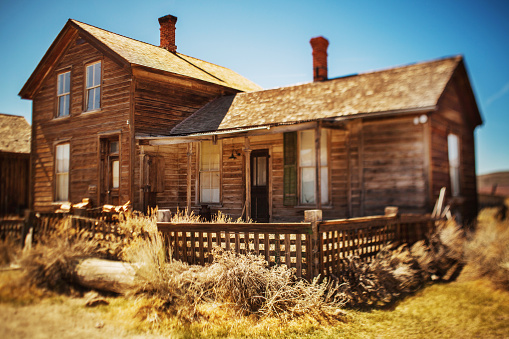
[55,143,70,202]
[299,129,329,205]
[200,140,221,204]
[448,133,460,197]
[85,61,101,111]
[57,71,70,117]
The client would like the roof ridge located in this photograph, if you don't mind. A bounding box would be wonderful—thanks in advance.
[71,19,242,76]
[354,55,463,77]
[70,19,160,49]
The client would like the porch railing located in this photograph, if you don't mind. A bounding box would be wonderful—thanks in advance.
[157,213,434,280]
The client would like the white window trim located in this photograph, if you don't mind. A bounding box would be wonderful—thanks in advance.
[57,71,71,118]
[85,61,101,112]
[199,140,222,204]
[448,133,461,197]
[55,143,70,202]
[298,129,330,205]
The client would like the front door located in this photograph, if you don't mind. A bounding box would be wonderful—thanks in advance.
[99,137,120,206]
[251,149,269,222]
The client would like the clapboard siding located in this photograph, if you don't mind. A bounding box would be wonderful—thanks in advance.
[31,37,132,211]
[133,75,237,136]
[0,152,30,215]
[360,116,427,216]
[430,75,478,222]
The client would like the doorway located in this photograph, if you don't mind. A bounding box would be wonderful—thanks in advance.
[251,149,269,222]
[99,136,120,205]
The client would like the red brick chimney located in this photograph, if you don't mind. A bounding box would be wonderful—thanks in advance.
[310,36,329,82]
[159,14,177,52]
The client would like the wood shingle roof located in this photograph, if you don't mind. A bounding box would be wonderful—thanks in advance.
[71,20,262,92]
[0,114,31,154]
[170,56,466,135]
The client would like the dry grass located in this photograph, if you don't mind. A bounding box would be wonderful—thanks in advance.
[337,219,465,308]
[462,208,509,289]
[0,236,20,266]
[122,230,343,323]
[20,218,112,292]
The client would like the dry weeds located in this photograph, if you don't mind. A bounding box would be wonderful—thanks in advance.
[463,208,509,289]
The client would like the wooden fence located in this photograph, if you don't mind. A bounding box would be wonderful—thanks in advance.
[0,211,123,247]
[157,214,434,280]
[0,217,25,243]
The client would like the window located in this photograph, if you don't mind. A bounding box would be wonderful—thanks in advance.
[57,71,70,117]
[55,143,70,201]
[448,134,460,197]
[200,140,221,203]
[85,61,101,111]
[299,129,328,204]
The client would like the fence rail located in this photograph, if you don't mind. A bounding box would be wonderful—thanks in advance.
[0,217,25,243]
[158,222,314,279]
[157,214,434,280]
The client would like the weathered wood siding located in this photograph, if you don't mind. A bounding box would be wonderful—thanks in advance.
[361,116,428,216]
[430,76,478,222]
[31,37,132,211]
[133,72,238,136]
[0,152,30,215]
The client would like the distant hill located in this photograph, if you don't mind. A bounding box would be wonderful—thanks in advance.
[477,171,509,196]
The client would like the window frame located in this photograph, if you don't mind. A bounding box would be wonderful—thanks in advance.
[447,133,461,197]
[54,142,70,202]
[297,129,330,206]
[198,140,222,205]
[56,70,71,118]
[84,60,102,112]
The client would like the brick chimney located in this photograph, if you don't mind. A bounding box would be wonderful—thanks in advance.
[310,36,329,82]
[159,14,177,52]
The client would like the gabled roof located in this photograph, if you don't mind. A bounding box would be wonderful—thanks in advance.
[0,114,31,154]
[20,19,261,99]
[171,56,481,135]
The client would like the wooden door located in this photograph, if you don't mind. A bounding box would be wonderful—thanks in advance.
[251,149,269,222]
[99,137,120,205]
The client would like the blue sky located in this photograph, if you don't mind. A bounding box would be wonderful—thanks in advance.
[0,0,508,174]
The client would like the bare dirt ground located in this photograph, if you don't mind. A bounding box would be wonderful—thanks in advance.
[0,269,165,339]
[0,297,161,339]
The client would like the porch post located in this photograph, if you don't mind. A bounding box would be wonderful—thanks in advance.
[244,137,251,221]
[315,121,322,209]
[186,142,193,215]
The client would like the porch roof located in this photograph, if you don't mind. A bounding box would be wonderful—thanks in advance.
[170,56,463,136]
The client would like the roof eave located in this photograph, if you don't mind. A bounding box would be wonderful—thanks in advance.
[19,20,78,99]
[19,19,133,100]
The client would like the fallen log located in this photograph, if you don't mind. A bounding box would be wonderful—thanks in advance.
[73,258,137,294]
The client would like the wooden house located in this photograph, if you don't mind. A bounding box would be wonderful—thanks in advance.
[0,113,31,215]
[20,16,482,223]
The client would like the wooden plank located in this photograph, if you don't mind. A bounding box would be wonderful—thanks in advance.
[285,234,291,268]
[296,234,302,278]
[207,232,213,263]
[198,232,204,265]
[264,233,270,262]
[253,232,260,256]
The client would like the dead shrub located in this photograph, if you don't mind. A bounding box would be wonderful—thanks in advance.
[21,218,110,293]
[338,218,466,308]
[337,245,423,308]
[411,219,465,280]
[0,237,20,266]
[122,231,343,322]
[464,210,509,289]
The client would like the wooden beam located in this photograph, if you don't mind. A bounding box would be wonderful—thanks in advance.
[315,122,322,209]
[346,129,352,218]
[186,143,193,215]
[359,120,365,216]
[244,137,251,221]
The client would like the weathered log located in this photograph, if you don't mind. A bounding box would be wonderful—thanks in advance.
[74,258,137,294]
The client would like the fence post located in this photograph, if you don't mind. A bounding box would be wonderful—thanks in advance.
[304,210,322,279]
